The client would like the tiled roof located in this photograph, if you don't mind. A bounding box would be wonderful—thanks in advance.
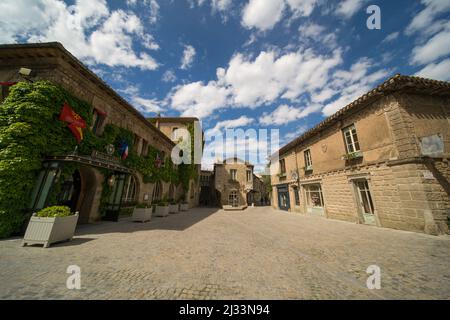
[277,74,450,157]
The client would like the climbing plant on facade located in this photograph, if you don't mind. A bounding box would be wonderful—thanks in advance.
[0,80,180,238]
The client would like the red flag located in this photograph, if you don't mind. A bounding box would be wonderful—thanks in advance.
[59,102,86,144]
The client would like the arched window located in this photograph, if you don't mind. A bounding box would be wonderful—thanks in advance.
[152,181,162,202]
[122,175,137,204]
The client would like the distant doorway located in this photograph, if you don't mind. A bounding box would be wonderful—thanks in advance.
[277,185,290,211]
[355,179,376,225]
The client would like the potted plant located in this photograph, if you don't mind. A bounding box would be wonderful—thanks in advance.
[154,200,169,217]
[132,203,152,222]
[22,206,79,248]
[180,195,189,211]
[169,199,180,214]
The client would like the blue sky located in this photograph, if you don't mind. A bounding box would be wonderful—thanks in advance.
[1,0,449,169]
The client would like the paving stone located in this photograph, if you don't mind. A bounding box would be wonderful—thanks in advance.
[0,207,449,299]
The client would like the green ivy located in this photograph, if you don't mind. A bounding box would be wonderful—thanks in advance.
[0,80,187,238]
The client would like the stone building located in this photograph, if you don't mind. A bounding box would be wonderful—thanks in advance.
[149,116,203,208]
[0,42,193,224]
[214,158,255,209]
[270,74,450,235]
[199,170,216,206]
[252,174,269,206]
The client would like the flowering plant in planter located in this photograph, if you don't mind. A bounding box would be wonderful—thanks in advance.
[22,206,78,248]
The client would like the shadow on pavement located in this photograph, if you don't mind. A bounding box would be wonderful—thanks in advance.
[74,206,221,236]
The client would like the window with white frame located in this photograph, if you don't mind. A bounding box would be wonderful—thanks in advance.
[122,175,137,203]
[305,184,324,208]
[304,149,313,170]
[228,191,238,206]
[246,169,252,182]
[230,169,237,181]
[342,124,361,154]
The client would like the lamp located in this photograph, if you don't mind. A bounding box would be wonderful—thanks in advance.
[107,175,116,187]
[18,68,32,76]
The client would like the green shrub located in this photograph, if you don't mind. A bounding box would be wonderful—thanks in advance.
[36,206,73,218]
[135,203,149,209]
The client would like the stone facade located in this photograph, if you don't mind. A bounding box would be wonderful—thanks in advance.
[214,158,254,208]
[0,42,191,223]
[271,75,450,235]
[149,117,203,208]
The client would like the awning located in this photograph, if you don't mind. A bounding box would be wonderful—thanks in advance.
[46,154,133,174]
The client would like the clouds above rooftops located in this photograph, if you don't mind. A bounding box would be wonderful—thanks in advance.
[0,0,160,70]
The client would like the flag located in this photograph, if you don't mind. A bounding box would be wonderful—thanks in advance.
[59,102,86,144]
[119,142,129,160]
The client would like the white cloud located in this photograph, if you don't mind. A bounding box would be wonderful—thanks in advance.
[170,81,230,118]
[335,0,366,19]
[0,0,159,70]
[415,58,450,80]
[406,0,450,36]
[131,96,163,114]
[241,0,319,31]
[147,0,160,24]
[299,22,338,49]
[169,48,344,119]
[209,116,254,135]
[242,0,286,31]
[322,59,389,116]
[180,44,196,70]
[162,70,177,83]
[211,0,233,12]
[382,32,400,43]
[410,27,450,65]
[286,0,318,17]
[260,104,321,126]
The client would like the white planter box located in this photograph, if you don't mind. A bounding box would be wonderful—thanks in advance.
[180,203,189,211]
[22,213,79,248]
[132,207,152,222]
[169,204,179,214]
[154,205,169,217]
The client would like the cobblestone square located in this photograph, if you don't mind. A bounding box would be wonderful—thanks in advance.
[1,207,449,300]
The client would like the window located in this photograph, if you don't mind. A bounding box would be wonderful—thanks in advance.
[228,191,238,207]
[122,175,137,204]
[293,186,300,206]
[152,181,162,202]
[342,124,360,154]
[356,180,375,215]
[305,184,324,208]
[141,140,149,157]
[92,109,106,135]
[279,159,286,174]
[304,149,312,170]
[246,170,252,182]
[230,169,237,181]
[134,134,141,153]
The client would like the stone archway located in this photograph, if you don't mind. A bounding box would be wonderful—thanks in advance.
[76,165,103,224]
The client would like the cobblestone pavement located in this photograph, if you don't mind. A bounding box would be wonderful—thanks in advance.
[1,207,449,300]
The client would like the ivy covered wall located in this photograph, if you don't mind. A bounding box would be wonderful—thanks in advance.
[0,81,197,238]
